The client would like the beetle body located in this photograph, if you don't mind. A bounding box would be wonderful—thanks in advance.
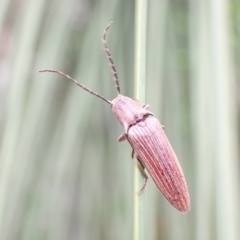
[40,22,190,213]
[112,94,190,212]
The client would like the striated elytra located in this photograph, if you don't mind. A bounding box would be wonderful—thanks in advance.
[113,95,190,212]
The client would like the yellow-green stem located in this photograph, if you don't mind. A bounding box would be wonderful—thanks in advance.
[134,0,148,240]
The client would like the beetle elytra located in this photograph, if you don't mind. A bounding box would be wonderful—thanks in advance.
[39,22,190,213]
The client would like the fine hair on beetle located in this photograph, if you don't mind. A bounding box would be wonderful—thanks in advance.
[40,22,190,213]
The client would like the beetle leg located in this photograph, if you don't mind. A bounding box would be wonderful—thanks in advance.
[124,138,148,192]
[142,104,150,110]
[135,155,148,194]
[118,133,127,142]
[131,149,135,158]
[118,134,136,160]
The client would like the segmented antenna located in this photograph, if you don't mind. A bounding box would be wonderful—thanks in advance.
[102,21,121,94]
[39,69,111,105]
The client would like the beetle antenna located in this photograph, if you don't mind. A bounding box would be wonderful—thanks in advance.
[39,69,112,105]
[102,22,121,94]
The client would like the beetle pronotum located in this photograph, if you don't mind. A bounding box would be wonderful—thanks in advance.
[39,22,190,213]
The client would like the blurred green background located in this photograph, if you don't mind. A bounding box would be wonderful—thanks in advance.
[0,0,239,239]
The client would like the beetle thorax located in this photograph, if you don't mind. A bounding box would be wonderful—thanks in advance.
[111,94,153,132]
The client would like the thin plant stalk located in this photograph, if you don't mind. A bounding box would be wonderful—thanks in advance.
[134,0,148,239]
